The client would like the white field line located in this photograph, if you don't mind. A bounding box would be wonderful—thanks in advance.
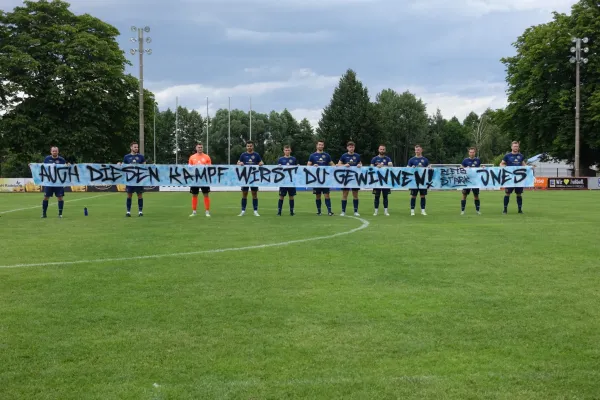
[0,194,115,214]
[0,216,369,269]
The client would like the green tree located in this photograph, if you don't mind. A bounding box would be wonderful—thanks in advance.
[375,89,428,165]
[501,0,600,169]
[0,0,155,175]
[154,108,176,164]
[317,69,380,162]
[294,118,316,164]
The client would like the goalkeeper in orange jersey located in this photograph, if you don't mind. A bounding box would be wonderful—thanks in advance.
[188,143,212,217]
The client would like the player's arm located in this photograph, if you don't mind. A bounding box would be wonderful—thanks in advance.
[237,154,244,166]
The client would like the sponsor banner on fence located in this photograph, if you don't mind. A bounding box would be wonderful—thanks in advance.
[29,163,535,190]
[0,178,27,192]
[547,177,587,189]
[534,177,548,189]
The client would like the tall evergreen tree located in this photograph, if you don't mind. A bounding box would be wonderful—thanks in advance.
[317,69,380,161]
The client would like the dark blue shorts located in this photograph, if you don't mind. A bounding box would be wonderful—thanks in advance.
[462,188,480,196]
[44,187,64,198]
[373,189,391,195]
[342,188,360,191]
[505,187,524,195]
[241,186,258,192]
[126,186,144,194]
[410,189,428,196]
[313,188,330,195]
[279,187,296,197]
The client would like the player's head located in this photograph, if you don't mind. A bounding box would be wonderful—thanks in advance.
[246,140,254,152]
[414,144,422,156]
[195,142,204,154]
[469,147,476,158]
[283,145,291,156]
[50,146,59,157]
[130,142,139,154]
[346,141,355,153]
[316,140,325,152]
[511,141,519,153]
[378,145,386,155]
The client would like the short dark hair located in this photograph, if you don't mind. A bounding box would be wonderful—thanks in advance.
[130,141,138,146]
[347,141,355,146]
[414,144,422,148]
[246,140,254,145]
[284,145,291,149]
[511,140,519,145]
[469,147,476,151]
[196,142,203,146]
[317,139,325,144]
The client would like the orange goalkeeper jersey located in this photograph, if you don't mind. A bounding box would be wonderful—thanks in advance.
[189,153,212,165]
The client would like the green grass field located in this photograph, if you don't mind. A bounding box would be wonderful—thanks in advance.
[1,190,599,399]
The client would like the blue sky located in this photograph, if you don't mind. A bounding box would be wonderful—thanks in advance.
[5,0,576,126]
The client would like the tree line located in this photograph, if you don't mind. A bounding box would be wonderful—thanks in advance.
[1,0,598,177]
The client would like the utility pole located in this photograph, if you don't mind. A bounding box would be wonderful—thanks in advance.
[129,26,152,155]
[570,37,589,177]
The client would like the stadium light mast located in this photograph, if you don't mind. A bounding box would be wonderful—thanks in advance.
[570,37,589,177]
[129,26,152,156]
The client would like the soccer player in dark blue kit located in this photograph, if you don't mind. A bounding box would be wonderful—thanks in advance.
[41,146,68,218]
[461,147,482,215]
[307,140,335,216]
[277,145,297,216]
[337,141,362,216]
[500,141,527,214]
[237,140,264,216]
[120,142,145,217]
[371,144,393,216]
[407,144,429,216]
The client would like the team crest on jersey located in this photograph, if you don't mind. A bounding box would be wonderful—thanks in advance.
[251,155,255,160]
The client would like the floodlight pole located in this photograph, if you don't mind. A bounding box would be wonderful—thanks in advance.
[129,26,152,156]
[570,37,590,177]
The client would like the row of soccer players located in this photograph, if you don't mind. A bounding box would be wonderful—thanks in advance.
[40,139,527,218]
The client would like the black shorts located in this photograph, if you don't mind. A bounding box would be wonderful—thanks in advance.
[241,186,258,192]
[372,189,391,195]
[44,187,65,197]
[279,187,297,197]
[190,186,210,195]
[342,188,360,192]
[462,188,480,196]
[410,189,428,196]
[505,187,524,195]
[126,186,144,194]
[313,188,330,195]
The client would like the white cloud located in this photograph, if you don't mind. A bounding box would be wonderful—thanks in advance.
[181,0,377,8]
[408,0,574,16]
[225,28,335,43]
[289,108,323,128]
[152,68,339,113]
[402,81,508,121]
